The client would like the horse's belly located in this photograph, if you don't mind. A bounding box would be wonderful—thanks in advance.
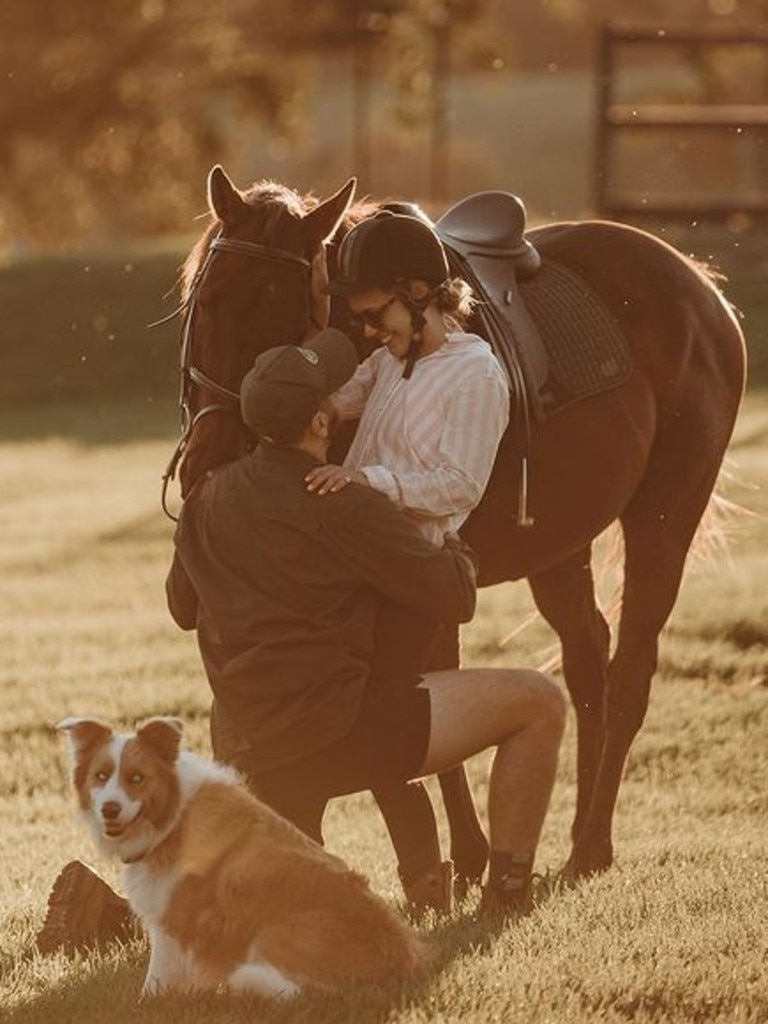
[465,369,655,584]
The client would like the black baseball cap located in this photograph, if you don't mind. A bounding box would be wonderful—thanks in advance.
[240,328,358,443]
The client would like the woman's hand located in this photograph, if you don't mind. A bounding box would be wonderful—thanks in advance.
[305,464,369,495]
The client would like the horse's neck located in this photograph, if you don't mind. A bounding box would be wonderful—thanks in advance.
[179,418,245,499]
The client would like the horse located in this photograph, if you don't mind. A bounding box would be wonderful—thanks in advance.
[167,165,746,881]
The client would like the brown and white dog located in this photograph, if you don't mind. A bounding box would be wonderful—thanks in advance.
[59,716,430,998]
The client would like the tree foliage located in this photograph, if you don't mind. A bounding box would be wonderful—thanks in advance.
[2,0,764,242]
[0,0,486,243]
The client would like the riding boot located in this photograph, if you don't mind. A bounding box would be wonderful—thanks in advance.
[478,853,535,918]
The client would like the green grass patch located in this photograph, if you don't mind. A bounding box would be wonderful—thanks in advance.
[1,392,767,1020]
[2,391,768,1021]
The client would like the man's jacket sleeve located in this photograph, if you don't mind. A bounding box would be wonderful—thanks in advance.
[166,550,199,630]
[324,486,477,624]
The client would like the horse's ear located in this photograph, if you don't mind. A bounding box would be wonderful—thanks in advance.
[207,165,249,227]
[302,178,357,252]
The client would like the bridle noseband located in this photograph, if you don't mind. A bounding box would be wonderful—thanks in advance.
[158,231,312,521]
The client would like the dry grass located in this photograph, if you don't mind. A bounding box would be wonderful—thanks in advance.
[1,395,767,1023]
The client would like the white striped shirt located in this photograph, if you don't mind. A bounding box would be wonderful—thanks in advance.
[333,333,509,546]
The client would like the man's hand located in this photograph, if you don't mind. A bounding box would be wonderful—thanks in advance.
[305,464,369,495]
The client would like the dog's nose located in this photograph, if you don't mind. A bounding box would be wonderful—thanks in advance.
[101,801,122,821]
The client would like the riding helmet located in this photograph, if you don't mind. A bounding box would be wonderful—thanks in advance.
[330,211,450,294]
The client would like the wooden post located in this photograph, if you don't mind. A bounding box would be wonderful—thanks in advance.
[594,23,614,215]
[430,3,451,202]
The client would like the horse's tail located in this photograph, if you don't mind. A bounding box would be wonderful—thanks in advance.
[502,464,749,674]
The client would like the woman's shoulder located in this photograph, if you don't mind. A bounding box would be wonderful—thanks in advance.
[445,333,505,373]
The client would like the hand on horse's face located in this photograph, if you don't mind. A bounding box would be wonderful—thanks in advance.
[305,464,369,495]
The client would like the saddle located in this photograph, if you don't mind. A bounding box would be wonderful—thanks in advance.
[434,192,549,423]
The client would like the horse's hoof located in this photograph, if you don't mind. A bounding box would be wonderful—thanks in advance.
[561,850,613,884]
[401,860,454,915]
[451,838,489,895]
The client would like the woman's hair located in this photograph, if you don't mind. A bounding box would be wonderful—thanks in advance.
[433,277,476,330]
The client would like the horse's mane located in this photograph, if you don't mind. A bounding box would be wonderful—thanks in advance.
[182,179,380,300]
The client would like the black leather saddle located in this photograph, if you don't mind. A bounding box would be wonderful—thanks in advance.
[435,192,549,418]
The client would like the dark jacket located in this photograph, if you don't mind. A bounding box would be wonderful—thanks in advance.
[167,443,476,772]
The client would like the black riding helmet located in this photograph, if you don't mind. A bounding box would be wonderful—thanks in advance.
[329,211,450,295]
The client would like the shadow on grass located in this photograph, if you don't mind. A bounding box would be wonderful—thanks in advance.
[7,906,525,1024]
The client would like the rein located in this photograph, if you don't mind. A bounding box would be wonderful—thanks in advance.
[158,232,313,521]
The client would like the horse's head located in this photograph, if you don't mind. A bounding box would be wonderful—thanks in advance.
[176,165,356,496]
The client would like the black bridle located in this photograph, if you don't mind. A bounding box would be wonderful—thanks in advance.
[158,232,312,521]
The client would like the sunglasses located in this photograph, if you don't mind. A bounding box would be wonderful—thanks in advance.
[347,295,397,331]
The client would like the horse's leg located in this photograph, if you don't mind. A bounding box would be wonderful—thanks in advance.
[527,547,611,848]
[567,447,727,878]
[429,623,490,887]
[370,781,445,907]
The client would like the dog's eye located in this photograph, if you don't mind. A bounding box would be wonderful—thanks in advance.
[94,770,110,783]
[129,772,145,785]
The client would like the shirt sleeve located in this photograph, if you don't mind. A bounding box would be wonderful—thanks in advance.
[322,487,477,625]
[331,354,378,421]
[361,369,509,518]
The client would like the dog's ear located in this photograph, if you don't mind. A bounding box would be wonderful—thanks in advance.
[57,717,114,759]
[136,717,184,764]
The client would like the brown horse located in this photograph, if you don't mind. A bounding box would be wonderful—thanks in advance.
[170,166,745,880]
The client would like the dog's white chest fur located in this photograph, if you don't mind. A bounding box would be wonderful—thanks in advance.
[124,863,181,924]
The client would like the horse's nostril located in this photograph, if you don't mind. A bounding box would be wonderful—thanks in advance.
[101,801,121,821]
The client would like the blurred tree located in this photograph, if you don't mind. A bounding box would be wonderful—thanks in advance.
[0,0,489,243]
[7,0,758,242]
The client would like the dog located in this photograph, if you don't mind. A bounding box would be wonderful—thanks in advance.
[58,715,430,997]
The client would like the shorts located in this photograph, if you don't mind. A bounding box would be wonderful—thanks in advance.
[211,678,431,844]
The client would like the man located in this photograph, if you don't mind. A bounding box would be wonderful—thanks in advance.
[171,327,564,914]
[37,328,564,953]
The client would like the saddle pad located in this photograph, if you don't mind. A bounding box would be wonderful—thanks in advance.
[520,259,632,414]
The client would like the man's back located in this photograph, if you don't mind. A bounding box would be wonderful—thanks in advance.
[168,444,476,772]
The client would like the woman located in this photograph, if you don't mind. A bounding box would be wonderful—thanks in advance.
[306,212,514,910]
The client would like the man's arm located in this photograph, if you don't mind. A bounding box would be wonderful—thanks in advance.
[322,486,477,624]
[165,550,198,630]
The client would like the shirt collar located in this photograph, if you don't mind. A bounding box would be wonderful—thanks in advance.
[254,443,323,471]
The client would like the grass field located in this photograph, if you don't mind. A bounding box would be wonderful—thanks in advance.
[0,382,767,1024]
